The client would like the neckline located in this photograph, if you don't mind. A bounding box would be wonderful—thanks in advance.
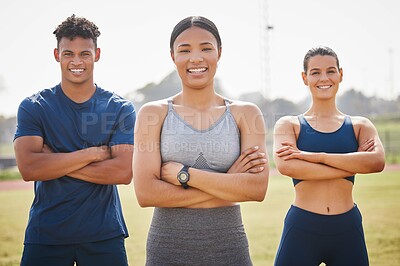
[168,99,230,133]
[57,83,99,107]
[300,115,348,134]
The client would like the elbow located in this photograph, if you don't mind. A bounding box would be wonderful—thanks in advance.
[121,174,133,185]
[133,181,156,208]
[276,162,294,177]
[119,169,133,185]
[365,154,385,173]
[253,190,267,202]
[135,192,154,208]
[250,174,269,202]
[374,158,385,173]
[17,166,38,182]
[137,200,152,208]
[21,174,34,182]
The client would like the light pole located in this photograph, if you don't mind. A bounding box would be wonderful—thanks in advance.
[259,0,274,99]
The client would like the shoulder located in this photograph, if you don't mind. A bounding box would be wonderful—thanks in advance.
[349,115,374,126]
[274,115,299,134]
[228,99,263,116]
[18,86,56,111]
[226,100,266,134]
[135,99,171,136]
[349,115,377,134]
[97,87,132,105]
[275,115,299,127]
[138,99,169,115]
[135,99,171,127]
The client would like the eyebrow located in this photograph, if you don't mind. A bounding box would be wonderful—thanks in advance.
[177,42,215,48]
[61,49,92,54]
[309,66,337,72]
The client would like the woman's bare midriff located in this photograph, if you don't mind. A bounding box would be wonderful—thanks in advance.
[186,199,236,209]
[294,179,354,215]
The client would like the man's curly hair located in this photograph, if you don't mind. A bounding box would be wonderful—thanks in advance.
[53,14,101,48]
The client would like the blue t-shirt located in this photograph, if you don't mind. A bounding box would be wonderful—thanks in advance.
[14,84,136,245]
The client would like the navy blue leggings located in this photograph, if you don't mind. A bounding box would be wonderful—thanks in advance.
[20,236,128,266]
[274,205,369,266]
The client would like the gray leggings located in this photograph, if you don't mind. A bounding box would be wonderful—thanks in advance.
[146,205,253,266]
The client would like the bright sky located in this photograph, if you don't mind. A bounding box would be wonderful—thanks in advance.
[0,0,399,117]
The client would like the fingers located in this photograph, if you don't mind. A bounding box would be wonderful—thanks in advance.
[366,144,375,152]
[358,139,375,152]
[276,145,299,157]
[247,166,265,173]
[238,146,259,162]
[41,144,52,153]
[280,141,294,147]
[237,146,262,167]
[228,146,269,174]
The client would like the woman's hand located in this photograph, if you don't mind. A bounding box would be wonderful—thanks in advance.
[161,161,183,186]
[358,138,375,152]
[276,141,321,163]
[228,146,268,174]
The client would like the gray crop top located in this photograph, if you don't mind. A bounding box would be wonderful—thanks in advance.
[160,99,241,173]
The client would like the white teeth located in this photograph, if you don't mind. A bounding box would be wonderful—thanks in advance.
[70,69,84,73]
[318,85,331,89]
[188,68,207,73]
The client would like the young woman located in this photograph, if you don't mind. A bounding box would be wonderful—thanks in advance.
[273,46,385,266]
[133,16,269,265]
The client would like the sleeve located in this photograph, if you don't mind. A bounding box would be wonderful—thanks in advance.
[13,98,43,141]
[109,102,136,146]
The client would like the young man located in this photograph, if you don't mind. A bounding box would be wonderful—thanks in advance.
[14,15,135,266]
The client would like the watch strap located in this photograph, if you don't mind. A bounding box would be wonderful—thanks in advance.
[178,165,190,189]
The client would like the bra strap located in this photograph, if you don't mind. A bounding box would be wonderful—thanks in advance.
[167,99,173,111]
[224,99,231,112]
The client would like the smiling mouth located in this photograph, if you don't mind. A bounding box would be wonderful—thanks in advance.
[317,85,332,89]
[187,67,207,73]
[70,68,84,74]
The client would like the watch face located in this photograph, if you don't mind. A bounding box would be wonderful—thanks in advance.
[178,172,189,182]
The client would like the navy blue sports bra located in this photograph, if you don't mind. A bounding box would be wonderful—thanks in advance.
[293,115,358,186]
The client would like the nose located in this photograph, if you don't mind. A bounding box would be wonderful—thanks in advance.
[71,55,82,65]
[189,52,204,63]
[319,71,329,81]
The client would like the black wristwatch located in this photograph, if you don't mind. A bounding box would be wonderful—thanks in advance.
[177,165,190,189]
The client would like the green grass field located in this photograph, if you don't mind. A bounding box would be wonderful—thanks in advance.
[0,170,399,266]
[374,120,400,164]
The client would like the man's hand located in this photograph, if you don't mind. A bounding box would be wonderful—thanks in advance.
[42,144,53,153]
[87,146,111,162]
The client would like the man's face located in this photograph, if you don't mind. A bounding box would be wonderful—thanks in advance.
[54,36,100,87]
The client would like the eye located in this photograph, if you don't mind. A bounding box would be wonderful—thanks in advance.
[202,47,213,51]
[63,52,73,57]
[178,49,190,53]
[310,72,320,76]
